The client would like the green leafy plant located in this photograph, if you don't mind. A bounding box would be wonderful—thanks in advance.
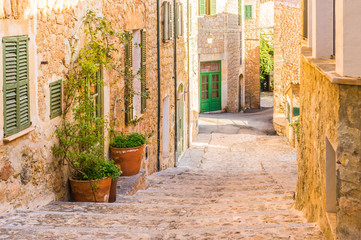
[290,120,300,141]
[110,132,147,149]
[52,11,125,181]
[260,31,274,89]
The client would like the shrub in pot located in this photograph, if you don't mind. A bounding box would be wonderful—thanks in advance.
[52,11,125,203]
[110,132,147,176]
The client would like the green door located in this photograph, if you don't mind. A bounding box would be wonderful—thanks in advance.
[200,72,221,113]
[177,93,184,159]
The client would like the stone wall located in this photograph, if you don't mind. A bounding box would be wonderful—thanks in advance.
[337,85,361,239]
[0,0,198,213]
[243,0,260,109]
[198,0,242,113]
[297,52,361,239]
[273,0,301,117]
[296,56,338,239]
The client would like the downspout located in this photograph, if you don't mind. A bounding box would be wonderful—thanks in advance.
[157,0,161,171]
[187,0,191,148]
[173,0,178,167]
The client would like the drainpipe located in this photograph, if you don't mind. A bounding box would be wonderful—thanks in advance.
[157,0,161,171]
[187,0,191,148]
[173,0,178,167]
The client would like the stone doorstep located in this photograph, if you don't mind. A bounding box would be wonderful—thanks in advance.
[116,169,146,197]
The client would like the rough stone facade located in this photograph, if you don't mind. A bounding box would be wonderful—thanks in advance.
[297,49,361,239]
[0,0,198,213]
[243,0,260,109]
[198,0,242,112]
[273,0,301,144]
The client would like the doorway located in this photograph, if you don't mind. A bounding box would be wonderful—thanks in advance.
[200,61,221,113]
[177,84,185,160]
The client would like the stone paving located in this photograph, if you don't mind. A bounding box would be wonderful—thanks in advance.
[0,110,325,239]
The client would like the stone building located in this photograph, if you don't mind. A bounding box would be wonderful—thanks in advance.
[197,0,261,112]
[296,0,361,239]
[272,0,302,146]
[0,0,198,213]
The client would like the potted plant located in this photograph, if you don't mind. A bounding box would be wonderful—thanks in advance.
[110,132,147,176]
[52,11,125,202]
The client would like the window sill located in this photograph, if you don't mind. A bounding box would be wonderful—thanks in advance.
[3,126,35,143]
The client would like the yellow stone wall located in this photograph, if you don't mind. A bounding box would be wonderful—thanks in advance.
[0,0,198,212]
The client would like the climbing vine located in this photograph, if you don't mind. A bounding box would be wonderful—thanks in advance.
[52,11,135,181]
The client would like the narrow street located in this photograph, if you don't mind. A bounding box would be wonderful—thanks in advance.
[0,95,325,239]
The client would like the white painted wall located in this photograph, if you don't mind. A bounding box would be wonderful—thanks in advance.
[312,0,333,59]
[336,0,361,77]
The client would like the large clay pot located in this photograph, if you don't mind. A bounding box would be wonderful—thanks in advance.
[109,177,119,203]
[110,145,144,176]
[69,177,111,203]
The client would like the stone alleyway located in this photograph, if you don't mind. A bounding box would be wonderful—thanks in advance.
[0,104,325,239]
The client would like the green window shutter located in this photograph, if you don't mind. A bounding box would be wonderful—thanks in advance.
[3,36,31,137]
[141,30,147,113]
[162,2,169,42]
[199,0,206,16]
[169,1,174,40]
[50,80,62,119]
[176,3,180,37]
[293,107,300,116]
[245,5,252,19]
[210,0,216,15]
[287,101,291,122]
[96,70,103,118]
[238,0,242,25]
[125,32,133,125]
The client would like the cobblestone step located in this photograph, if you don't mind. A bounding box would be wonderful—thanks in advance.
[0,221,324,240]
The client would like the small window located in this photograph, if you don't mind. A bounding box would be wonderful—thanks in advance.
[176,3,184,37]
[3,35,31,137]
[199,0,216,16]
[238,0,242,25]
[245,5,252,19]
[162,1,174,42]
[293,107,300,116]
[50,80,62,119]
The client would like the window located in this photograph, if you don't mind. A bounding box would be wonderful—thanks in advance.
[199,0,216,16]
[303,0,308,39]
[141,30,147,113]
[162,1,174,42]
[50,80,62,119]
[245,5,252,19]
[238,0,242,25]
[176,3,184,37]
[3,36,31,137]
[125,31,133,125]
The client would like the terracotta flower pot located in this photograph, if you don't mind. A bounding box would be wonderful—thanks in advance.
[109,177,119,203]
[110,145,145,176]
[69,177,111,203]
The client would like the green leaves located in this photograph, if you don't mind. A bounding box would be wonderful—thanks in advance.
[260,31,274,81]
[52,11,127,181]
[110,132,147,149]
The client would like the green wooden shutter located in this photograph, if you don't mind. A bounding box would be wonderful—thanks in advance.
[210,0,217,15]
[50,80,62,119]
[245,5,252,19]
[125,32,133,125]
[293,107,300,116]
[96,70,103,118]
[141,30,147,113]
[176,3,179,37]
[199,0,206,16]
[287,101,291,122]
[162,2,169,42]
[3,36,31,137]
[238,0,242,25]
[169,1,174,40]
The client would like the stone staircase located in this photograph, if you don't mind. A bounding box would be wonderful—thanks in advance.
[0,167,325,239]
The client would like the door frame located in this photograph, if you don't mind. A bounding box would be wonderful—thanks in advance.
[200,60,222,113]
